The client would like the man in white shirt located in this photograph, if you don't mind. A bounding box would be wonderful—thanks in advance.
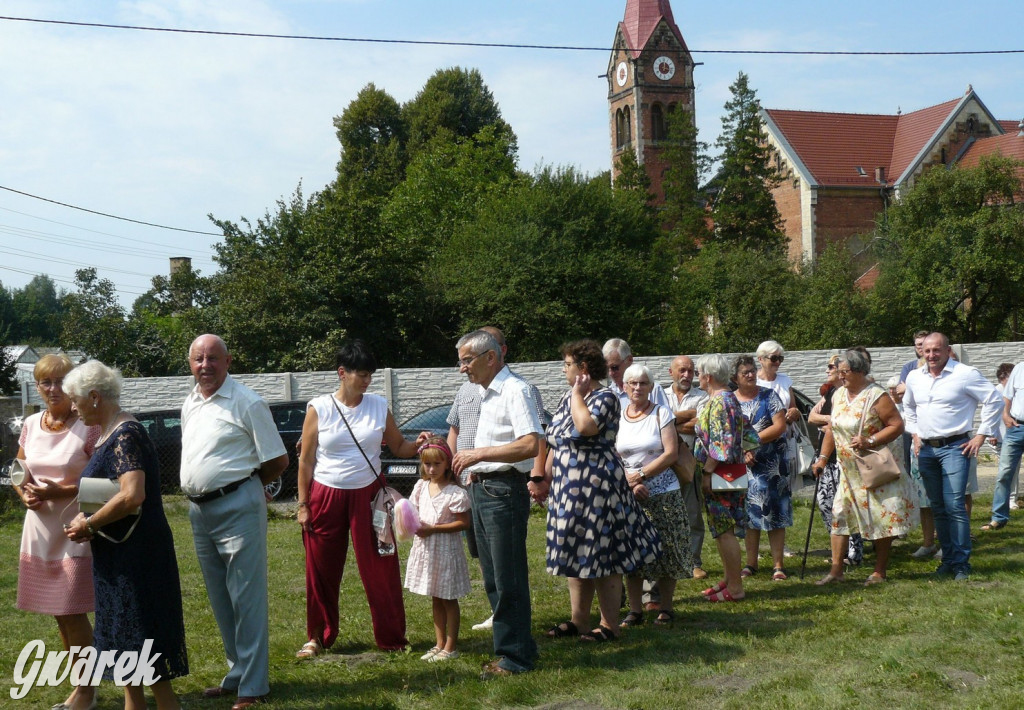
[668,355,708,578]
[603,338,671,411]
[987,361,1024,529]
[451,330,542,678]
[181,334,288,709]
[903,332,1002,580]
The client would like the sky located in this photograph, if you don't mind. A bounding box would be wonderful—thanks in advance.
[1,0,1022,309]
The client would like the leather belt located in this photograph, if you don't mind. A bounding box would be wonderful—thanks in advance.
[185,472,256,504]
[469,466,521,483]
[920,433,970,448]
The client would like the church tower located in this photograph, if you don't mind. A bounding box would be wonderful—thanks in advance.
[608,0,695,205]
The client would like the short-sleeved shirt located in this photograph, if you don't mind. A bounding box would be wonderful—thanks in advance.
[447,369,545,453]
[468,366,543,474]
[180,375,287,496]
[1002,362,1024,422]
[309,393,389,489]
[616,403,678,495]
[668,385,709,448]
[757,373,793,409]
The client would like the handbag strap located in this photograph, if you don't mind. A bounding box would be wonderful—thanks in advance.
[330,395,387,492]
[855,385,887,439]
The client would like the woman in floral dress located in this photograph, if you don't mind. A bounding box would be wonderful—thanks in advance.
[733,355,792,581]
[544,339,661,641]
[812,349,918,586]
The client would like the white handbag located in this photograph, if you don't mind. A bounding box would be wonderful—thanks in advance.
[76,477,141,543]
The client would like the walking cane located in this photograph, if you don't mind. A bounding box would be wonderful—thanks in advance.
[799,470,823,580]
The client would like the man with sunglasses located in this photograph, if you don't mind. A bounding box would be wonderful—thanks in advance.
[602,338,671,412]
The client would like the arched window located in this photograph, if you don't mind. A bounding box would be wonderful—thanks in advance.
[616,109,625,148]
[624,106,632,144]
[651,103,666,141]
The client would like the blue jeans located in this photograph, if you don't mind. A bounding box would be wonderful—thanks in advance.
[470,473,536,673]
[992,424,1024,524]
[917,441,972,573]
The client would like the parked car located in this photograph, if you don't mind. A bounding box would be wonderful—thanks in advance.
[134,400,308,500]
[380,403,552,496]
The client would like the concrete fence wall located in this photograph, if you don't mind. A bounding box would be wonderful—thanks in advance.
[16,341,1023,425]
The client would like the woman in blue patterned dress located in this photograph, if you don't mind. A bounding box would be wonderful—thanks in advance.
[733,355,792,581]
[693,354,761,602]
[543,339,661,642]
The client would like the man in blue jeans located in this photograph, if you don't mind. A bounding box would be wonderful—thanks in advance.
[986,361,1024,530]
[903,333,1002,580]
[451,330,542,678]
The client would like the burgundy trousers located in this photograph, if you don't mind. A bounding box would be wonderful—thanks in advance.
[303,479,408,650]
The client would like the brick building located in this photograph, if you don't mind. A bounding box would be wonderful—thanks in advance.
[607,0,695,205]
[761,86,1021,264]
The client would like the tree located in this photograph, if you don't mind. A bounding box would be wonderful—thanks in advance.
[784,245,873,349]
[60,269,134,372]
[0,344,17,395]
[439,166,664,360]
[403,67,517,161]
[657,107,712,261]
[10,275,63,344]
[869,154,1024,343]
[334,83,408,198]
[710,72,786,253]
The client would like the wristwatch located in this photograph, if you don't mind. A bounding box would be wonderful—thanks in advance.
[529,476,545,484]
[85,521,96,537]
[868,436,876,446]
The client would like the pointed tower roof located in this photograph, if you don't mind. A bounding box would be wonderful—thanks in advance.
[620,0,686,58]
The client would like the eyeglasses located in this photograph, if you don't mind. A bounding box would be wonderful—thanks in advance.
[766,355,784,364]
[837,369,852,376]
[737,370,757,377]
[607,364,621,372]
[624,381,651,389]
[457,351,487,368]
[37,378,64,389]
[561,360,580,371]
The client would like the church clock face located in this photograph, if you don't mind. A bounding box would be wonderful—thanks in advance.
[615,61,628,87]
[653,55,675,81]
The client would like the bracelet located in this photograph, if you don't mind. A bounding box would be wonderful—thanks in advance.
[85,521,96,537]
[815,455,827,462]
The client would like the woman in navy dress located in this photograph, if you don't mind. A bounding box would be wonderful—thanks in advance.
[543,339,660,642]
[64,360,188,710]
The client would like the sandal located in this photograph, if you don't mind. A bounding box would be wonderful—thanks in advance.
[580,625,617,643]
[654,610,675,627]
[619,611,645,628]
[772,567,788,581]
[864,573,886,586]
[815,573,845,586]
[545,621,579,638]
[740,565,758,578]
[296,639,324,659]
[706,588,744,602]
[702,580,727,597]
[981,521,1006,532]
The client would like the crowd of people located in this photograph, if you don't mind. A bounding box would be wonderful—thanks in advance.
[9,328,1018,705]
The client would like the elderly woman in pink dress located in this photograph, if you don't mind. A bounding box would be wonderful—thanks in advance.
[13,354,100,710]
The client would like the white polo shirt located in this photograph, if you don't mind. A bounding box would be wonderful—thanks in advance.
[1002,362,1024,422]
[667,385,709,449]
[180,375,287,496]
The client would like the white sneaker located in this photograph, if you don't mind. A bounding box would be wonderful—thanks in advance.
[934,548,943,560]
[428,649,459,663]
[472,615,494,631]
[420,646,441,660]
[910,545,938,559]
[782,546,797,558]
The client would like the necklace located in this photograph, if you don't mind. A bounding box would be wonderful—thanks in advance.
[43,410,75,432]
[99,410,124,444]
[626,401,651,419]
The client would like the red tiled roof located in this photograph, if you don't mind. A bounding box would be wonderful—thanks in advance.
[889,97,961,180]
[999,120,1019,133]
[958,132,1024,168]
[764,109,898,186]
[620,0,685,58]
[765,95,1012,187]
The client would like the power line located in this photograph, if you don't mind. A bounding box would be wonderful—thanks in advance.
[0,205,216,259]
[1,15,1021,56]
[0,184,222,236]
[0,264,148,296]
[0,222,217,266]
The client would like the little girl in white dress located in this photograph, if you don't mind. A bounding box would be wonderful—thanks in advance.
[404,437,471,662]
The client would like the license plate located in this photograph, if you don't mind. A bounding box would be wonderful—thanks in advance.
[388,464,417,475]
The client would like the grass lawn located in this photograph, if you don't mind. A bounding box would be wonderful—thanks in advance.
[1,491,1022,709]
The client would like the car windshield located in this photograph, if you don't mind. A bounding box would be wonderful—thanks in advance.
[400,405,452,432]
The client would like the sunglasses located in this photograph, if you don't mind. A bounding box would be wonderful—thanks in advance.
[766,355,784,364]
[826,364,837,371]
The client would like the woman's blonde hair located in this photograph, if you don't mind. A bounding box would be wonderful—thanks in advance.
[33,353,74,382]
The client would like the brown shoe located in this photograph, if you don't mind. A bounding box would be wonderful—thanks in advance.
[480,659,515,680]
[203,687,234,699]
[692,567,708,580]
[231,695,269,710]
